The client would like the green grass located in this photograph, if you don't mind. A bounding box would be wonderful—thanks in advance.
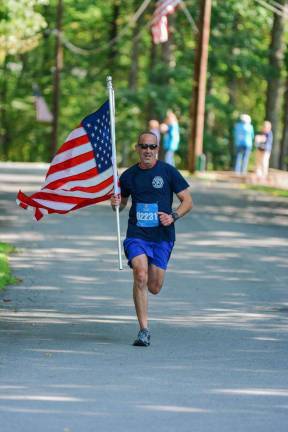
[242,184,288,198]
[0,242,17,290]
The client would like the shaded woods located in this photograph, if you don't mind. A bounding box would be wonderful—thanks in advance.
[0,0,288,170]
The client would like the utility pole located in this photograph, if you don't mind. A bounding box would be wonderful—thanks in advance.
[50,0,63,158]
[188,0,212,172]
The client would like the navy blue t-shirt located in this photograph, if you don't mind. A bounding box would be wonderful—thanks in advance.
[120,161,189,242]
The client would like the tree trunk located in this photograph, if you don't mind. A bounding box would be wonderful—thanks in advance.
[160,14,176,83]
[227,77,237,168]
[279,75,288,170]
[50,0,63,158]
[188,0,212,172]
[146,33,157,121]
[0,59,10,159]
[128,8,143,91]
[265,0,287,168]
[109,0,121,71]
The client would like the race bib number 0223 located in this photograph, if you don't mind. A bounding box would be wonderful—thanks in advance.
[136,203,159,227]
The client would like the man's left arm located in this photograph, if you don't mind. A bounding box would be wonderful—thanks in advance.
[158,188,193,226]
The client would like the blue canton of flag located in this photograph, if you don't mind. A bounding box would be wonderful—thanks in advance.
[82,100,112,173]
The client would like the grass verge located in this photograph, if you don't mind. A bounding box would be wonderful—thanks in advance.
[241,184,288,198]
[0,242,17,291]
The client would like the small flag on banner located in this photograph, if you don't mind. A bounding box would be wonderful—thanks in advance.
[33,84,53,123]
[151,0,180,44]
[17,101,114,221]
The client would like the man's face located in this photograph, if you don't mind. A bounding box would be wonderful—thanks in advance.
[136,134,158,166]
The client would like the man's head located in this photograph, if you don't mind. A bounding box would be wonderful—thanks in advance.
[149,119,159,130]
[263,120,272,133]
[136,132,159,168]
[240,114,251,124]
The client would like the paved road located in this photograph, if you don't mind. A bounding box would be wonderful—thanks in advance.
[0,163,288,432]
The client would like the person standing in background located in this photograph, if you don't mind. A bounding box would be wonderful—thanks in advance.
[161,110,180,167]
[234,114,254,174]
[149,119,161,146]
[254,121,273,180]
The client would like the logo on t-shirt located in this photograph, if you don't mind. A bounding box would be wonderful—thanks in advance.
[152,176,164,189]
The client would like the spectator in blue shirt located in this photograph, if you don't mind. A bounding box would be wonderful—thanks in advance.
[161,110,180,167]
[234,114,254,174]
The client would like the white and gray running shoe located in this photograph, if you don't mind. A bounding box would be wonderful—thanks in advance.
[133,328,151,347]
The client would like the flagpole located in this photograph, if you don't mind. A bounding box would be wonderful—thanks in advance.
[107,76,123,270]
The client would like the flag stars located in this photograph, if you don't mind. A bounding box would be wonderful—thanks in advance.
[82,103,112,173]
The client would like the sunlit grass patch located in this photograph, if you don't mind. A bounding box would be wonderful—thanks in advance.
[0,243,17,290]
[242,184,288,198]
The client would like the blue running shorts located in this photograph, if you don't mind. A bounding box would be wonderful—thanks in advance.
[123,238,174,270]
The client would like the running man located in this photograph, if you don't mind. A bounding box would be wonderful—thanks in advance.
[111,131,192,346]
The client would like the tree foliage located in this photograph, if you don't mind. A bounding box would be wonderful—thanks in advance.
[0,0,287,170]
[0,0,48,63]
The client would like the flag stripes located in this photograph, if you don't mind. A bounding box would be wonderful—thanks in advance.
[51,142,91,166]
[17,100,114,220]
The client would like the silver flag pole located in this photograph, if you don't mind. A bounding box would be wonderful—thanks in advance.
[107,76,123,270]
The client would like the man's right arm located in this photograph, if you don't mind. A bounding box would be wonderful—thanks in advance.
[111,194,128,212]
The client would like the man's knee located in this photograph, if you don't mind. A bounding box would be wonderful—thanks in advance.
[133,267,148,287]
[148,280,163,295]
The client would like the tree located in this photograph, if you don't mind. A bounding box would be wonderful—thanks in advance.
[0,0,287,174]
[265,0,287,168]
[279,49,288,170]
[0,0,48,64]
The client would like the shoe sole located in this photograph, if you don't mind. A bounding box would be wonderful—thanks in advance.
[133,340,150,347]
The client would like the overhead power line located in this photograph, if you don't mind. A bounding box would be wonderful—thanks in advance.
[50,0,197,57]
[269,0,288,12]
[49,0,152,56]
[179,0,198,32]
[254,0,288,18]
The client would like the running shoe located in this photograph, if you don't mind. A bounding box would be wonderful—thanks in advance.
[133,328,151,347]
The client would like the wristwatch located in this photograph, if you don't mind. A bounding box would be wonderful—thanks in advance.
[171,211,180,222]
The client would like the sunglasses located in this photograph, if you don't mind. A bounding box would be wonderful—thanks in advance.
[138,143,158,150]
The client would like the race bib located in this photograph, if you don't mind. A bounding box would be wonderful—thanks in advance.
[136,203,159,227]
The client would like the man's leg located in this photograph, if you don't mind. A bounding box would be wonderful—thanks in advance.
[131,254,149,330]
[263,151,270,178]
[235,149,243,173]
[148,264,166,295]
[165,150,175,166]
[242,148,251,173]
[255,149,262,178]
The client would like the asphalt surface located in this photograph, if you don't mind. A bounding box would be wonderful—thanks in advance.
[0,162,288,432]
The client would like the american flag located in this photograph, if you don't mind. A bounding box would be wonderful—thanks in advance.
[17,101,114,221]
[151,0,180,44]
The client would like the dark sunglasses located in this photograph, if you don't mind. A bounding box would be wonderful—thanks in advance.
[138,143,158,150]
